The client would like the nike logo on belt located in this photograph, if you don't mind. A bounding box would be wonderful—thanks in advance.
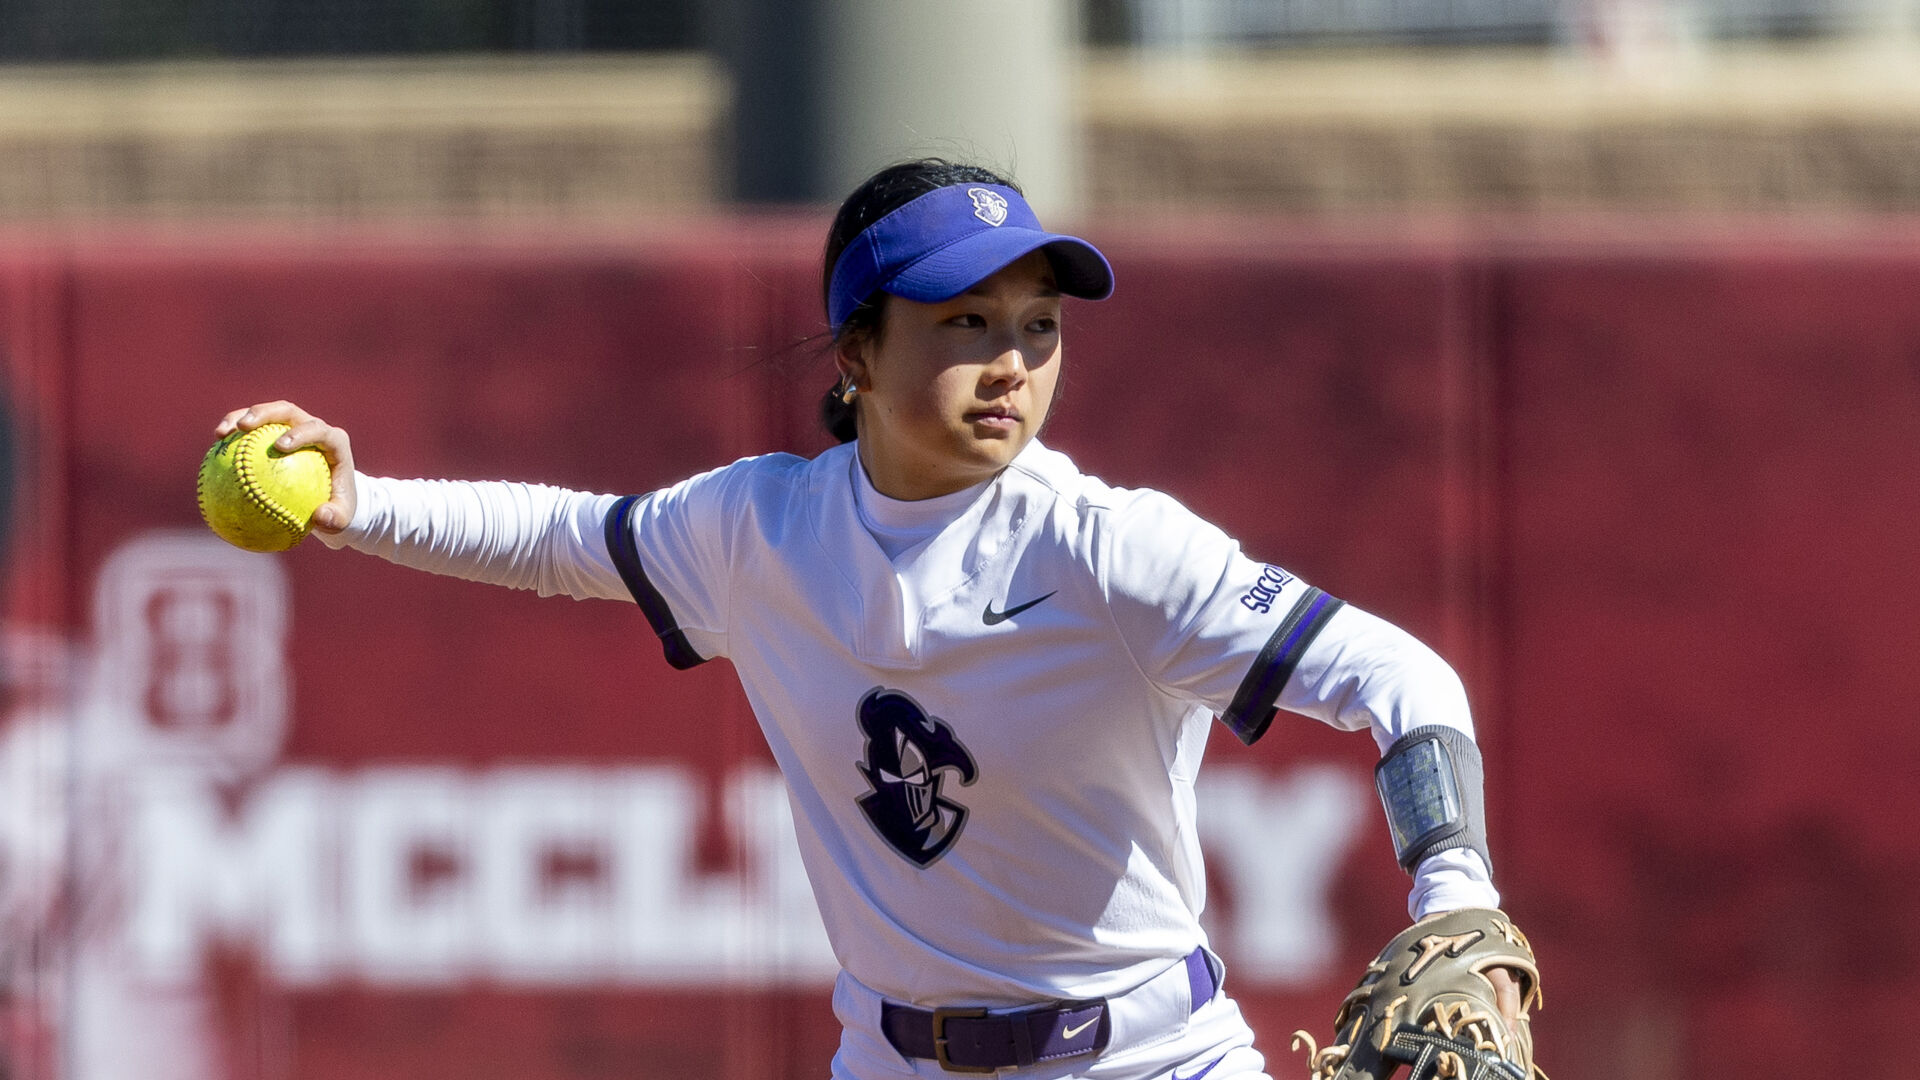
[1061,1016,1098,1039]
[982,591,1056,626]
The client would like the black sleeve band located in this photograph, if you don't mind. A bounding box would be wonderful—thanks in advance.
[603,494,708,670]
[1219,586,1346,746]
[1375,724,1490,874]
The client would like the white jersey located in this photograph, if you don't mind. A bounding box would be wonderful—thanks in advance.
[326,438,1496,1009]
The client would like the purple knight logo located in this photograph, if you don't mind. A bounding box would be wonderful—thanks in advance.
[967,188,1009,227]
[853,688,978,867]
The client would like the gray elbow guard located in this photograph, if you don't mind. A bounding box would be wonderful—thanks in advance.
[1374,724,1491,874]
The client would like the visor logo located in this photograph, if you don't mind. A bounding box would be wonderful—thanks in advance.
[968,188,1009,227]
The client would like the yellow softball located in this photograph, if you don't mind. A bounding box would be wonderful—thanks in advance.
[197,423,332,552]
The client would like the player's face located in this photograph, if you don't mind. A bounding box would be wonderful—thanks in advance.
[843,251,1063,500]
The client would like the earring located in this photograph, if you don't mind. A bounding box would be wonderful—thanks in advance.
[839,378,860,405]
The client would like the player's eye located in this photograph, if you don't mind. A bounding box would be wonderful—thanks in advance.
[1027,315,1059,334]
[947,313,986,329]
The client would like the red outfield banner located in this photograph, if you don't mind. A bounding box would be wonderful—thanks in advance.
[0,222,1914,1080]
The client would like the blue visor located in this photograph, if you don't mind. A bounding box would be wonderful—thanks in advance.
[827,184,1114,335]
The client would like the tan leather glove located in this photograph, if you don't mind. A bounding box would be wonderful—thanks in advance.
[1292,908,1544,1080]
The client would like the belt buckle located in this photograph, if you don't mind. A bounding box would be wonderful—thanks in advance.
[930,1006,994,1074]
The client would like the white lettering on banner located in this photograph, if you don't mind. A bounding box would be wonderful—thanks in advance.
[128,767,332,984]
[1196,765,1369,985]
[90,532,290,782]
[480,769,618,982]
[124,763,843,986]
[121,761,1365,988]
[346,768,476,984]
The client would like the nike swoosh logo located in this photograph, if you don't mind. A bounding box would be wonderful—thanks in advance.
[1171,1055,1226,1080]
[982,591,1056,626]
[1061,1016,1098,1039]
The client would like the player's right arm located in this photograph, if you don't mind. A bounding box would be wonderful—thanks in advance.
[213,401,644,606]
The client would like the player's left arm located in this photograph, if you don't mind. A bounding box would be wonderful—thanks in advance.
[1278,604,1541,1071]
[1096,494,1528,1023]
[1272,604,1497,903]
[1271,601,1530,1024]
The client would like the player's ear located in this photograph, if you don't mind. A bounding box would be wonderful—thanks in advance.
[835,333,873,392]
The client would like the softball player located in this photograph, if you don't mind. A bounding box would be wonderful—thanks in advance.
[217,159,1522,1079]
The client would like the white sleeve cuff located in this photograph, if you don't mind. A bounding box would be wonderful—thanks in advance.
[1408,848,1501,920]
[314,472,390,550]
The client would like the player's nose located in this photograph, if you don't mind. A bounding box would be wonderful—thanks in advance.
[981,343,1027,386]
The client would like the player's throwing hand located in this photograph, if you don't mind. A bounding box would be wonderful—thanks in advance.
[214,400,357,534]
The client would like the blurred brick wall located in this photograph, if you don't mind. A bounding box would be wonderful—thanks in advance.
[6,45,1920,217]
[1081,46,1920,212]
[0,57,723,219]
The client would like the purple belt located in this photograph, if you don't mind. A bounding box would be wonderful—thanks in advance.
[881,947,1216,1075]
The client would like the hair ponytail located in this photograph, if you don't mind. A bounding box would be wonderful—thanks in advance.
[820,384,859,444]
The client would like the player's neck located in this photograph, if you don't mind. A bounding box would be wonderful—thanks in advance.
[854,440,1003,501]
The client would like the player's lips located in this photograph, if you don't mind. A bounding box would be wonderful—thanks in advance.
[965,406,1022,430]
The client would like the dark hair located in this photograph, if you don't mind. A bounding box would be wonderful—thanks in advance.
[819,158,1022,443]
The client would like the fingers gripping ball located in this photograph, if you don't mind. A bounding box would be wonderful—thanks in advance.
[197,423,331,552]
[1291,908,1545,1080]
